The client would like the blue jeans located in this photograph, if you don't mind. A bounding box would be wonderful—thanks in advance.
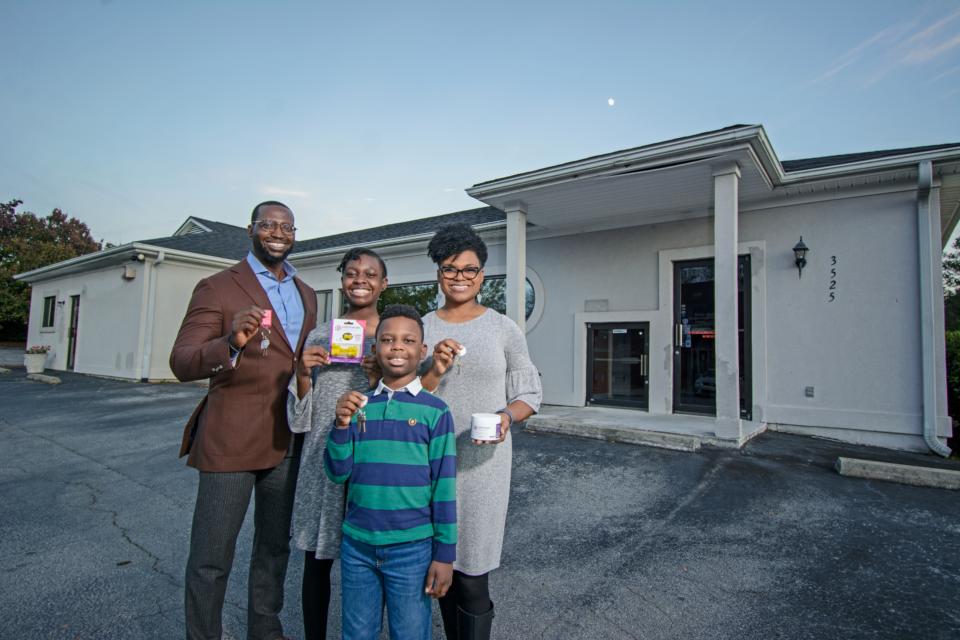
[340,534,433,640]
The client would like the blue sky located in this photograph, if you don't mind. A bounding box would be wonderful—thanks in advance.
[2,0,959,246]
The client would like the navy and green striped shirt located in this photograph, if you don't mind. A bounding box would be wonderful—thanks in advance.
[324,379,457,562]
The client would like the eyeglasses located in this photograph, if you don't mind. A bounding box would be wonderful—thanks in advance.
[255,220,296,235]
[439,266,481,280]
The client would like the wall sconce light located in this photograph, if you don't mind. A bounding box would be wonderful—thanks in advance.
[793,237,809,279]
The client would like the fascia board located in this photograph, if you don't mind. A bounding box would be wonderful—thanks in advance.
[131,244,237,269]
[14,243,235,283]
[288,220,506,264]
[781,147,960,184]
[13,243,136,282]
[466,126,769,200]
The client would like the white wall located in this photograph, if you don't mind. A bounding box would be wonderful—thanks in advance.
[146,260,230,380]
[26,263,148,379]
[520,188,943,451]
[25,257,227,381]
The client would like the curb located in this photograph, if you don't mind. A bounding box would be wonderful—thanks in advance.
[26,373,62,386]
[835,457,960,491]
[525,418,700,453]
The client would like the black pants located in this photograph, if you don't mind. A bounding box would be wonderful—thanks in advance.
[302,552,334,640]
[438,570,491,638]
[183,452,300,640]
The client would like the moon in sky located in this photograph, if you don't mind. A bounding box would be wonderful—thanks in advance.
[608,98,614,106]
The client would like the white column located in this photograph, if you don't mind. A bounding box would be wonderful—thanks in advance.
[505,202,527,332]
[712,162,742,441]
[917,161,951,456]
[140,251,166,381]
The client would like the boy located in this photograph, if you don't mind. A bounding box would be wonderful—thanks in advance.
[325,304,457,640]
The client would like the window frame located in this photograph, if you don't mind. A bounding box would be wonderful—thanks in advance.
[41,294,57,331]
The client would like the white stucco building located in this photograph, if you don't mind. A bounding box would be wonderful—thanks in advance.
[17,125,960,454]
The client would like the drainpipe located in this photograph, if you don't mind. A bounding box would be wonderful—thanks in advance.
[917,162,951,457]
[140,251,165,382]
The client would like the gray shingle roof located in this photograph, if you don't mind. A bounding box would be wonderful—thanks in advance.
[136,207,505,262]
[782,143,960,173]
[139,224,251,261]
[291,206,505,256]
[187,217,247,233]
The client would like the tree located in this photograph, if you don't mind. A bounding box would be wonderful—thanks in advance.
[0,199,111,336]
[945,237,960,332]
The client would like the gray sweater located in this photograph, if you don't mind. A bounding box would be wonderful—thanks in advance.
[287,320,375,558]
[419,309,542,575]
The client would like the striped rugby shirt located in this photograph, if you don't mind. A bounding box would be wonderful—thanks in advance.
[324,377,457,562]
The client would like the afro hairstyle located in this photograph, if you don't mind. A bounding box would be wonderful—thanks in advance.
[426,222,488,268]
[376,303,424,340]
[337,247,388,278]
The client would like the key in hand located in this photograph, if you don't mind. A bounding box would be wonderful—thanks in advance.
[357,395,368,432]
[260,328,271,356]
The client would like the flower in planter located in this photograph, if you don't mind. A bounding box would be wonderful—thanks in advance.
[25,345,51,355]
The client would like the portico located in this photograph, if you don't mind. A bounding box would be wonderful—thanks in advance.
[465,124,960,451]
[466,125,776,444]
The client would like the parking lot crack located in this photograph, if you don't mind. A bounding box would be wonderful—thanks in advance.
[70,480,181,587]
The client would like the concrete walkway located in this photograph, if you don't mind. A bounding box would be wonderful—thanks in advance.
[530,404,766,448]
[2,369,959,639]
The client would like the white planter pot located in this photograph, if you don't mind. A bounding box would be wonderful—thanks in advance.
[24,353,47,374]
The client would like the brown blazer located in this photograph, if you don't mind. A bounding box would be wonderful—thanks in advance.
[170,259,318,472]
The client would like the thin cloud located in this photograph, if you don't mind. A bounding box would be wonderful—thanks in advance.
[807,8,960,89]
[901,31,960,64]
[808,20,916,86]
[808,57,859,85]
[257,186,310,198]
[929,64,960,82]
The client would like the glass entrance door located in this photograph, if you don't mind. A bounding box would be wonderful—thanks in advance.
[672,257,752,419]
[586,323,649,410]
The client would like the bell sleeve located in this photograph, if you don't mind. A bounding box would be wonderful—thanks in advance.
[501,315,542,413]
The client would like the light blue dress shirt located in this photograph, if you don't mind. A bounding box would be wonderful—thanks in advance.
[245,251,305,349]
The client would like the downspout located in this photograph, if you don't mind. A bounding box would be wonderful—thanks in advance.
[140,251,165,382]
[917,162,951,457]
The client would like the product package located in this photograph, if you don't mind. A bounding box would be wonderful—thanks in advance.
[329,318,366,364]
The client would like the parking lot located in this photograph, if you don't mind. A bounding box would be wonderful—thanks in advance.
[1,368,959,639]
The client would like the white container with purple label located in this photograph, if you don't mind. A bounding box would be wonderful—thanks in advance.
[471,413,501,441]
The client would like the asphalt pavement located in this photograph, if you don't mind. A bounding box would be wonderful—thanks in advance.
[1,369,959,639]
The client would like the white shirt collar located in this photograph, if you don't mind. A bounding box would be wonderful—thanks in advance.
[374,376,422,398]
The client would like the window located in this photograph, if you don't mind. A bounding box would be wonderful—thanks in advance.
[316,291,334,324]
[340,283,440,318]
[480,277,535,320]
[42,296,56,328]
[336,278,537,323]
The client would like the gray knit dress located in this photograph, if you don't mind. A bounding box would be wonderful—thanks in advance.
[287,320,375,558]
[419,309,542,576]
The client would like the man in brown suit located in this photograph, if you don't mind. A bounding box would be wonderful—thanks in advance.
[171,201,318,640]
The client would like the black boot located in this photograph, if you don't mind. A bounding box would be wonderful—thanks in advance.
[438,592,459,639]
[457,601,494,640]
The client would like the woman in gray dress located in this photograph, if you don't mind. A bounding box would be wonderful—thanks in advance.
[287,247,387,640]
[419,222,542,640]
